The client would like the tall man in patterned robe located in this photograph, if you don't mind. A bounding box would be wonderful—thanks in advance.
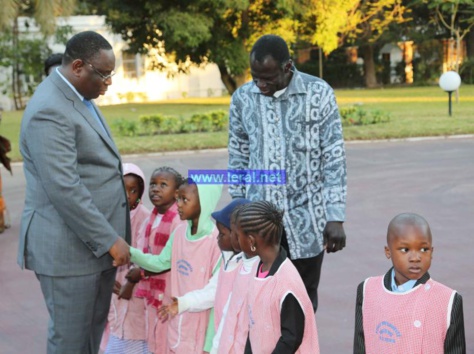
[227,34,347,312]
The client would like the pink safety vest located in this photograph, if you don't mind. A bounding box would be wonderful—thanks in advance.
[107,203,150,341]
[217,256,259,354]
[167,224,221,353]
[247,259,320,354]
[213,255,241,331]
[134,206,183,354]
[214,261,239,329]
[362,276,456,353]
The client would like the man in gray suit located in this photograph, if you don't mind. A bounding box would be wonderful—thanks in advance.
[18,31,131,354]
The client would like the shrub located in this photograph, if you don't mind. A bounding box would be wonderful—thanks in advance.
[394,60,407,84]
[139,114,164,134]
[340,106,390,127]
[118,92,148,102]
[189,113,213,132]
[113,119,138,136]
[209,110,228,131]
[376,59,392,85]
[158,112,227,134]
[371,110,391,124]
[412,40,443,85]
[114,110,229,137]
[460,59,474,85]
[178,118,197,133]
[160,116,182,134]
[298,47,364,88]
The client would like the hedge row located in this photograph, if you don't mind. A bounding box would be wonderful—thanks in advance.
[112,107,388,136]
[113,110,228,136]
[340,106,391,127]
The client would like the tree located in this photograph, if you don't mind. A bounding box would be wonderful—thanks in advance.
[0,0,76,109]
[426,0,474,72]
[297,0,409,87]
[346,0,410,87]
[93,0,300,94]
[294,0,359,78]
[0,28,52,109]
[382,1,443,85]
[0,0,76,36]
[299,0,360,55]
[99,0,413,91]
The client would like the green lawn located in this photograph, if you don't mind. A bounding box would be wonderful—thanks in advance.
[2,85,473,161]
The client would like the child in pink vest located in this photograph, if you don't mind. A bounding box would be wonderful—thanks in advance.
[157,198,252,353]
[130,179,223,354]
[238,201,320,354]
[214,204,260,354]
[126,166,185,354]
[354,213,465,353]
[102,163,150,353]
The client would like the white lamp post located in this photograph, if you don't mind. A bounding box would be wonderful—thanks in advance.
[439,71,461,117]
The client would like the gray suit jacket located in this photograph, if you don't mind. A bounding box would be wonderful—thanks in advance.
[18,70,131,276]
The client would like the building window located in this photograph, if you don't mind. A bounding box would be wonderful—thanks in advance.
[122,52,143,79]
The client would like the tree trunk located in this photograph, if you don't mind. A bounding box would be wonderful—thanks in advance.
[217,63,247,95]
[360,44,378,88]
[12,17,22,110]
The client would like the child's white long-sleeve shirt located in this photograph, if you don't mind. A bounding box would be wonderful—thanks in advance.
[177,251,241,313]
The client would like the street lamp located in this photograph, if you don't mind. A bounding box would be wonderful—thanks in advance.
[439,71,461,117]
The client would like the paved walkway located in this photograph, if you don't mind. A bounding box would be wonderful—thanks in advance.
[1,138,473,353]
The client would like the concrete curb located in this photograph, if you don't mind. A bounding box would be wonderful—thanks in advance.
[122,134,474,157]
[344,134,474,144]
[9,134,474,167]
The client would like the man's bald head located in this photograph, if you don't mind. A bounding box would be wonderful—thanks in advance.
[387,213,432,245]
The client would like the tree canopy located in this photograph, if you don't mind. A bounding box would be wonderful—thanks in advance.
[1,0,472,101]
[426,0,474,70]
[0,0,75,109]
[96,0,301,93]
[299,0,359,55]
[0,0,76,35]
[99,0,414,90]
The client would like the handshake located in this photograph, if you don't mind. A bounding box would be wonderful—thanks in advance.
[109,237,131,267]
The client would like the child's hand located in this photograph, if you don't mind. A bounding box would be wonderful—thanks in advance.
[157,297,179,321]
[125,267,142,283]
[118,281,136,300]
[113,281,121,296]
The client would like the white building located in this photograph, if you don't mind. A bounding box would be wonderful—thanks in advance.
[0,15,227,110]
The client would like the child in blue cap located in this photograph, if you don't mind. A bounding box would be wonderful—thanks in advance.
[158,198,251,352]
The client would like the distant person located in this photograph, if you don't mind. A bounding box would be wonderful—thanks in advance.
[353,213,466,353]
[0,107,11,233]
[18,31,130,354]
[227,34,347,312]
[102,163,150,353]
[44,53,63,76]
[239,201,320,353]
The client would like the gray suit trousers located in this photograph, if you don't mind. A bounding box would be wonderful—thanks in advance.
[36,268,116,354]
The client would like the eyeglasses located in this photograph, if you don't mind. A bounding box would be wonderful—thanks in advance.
[83,60,116,82]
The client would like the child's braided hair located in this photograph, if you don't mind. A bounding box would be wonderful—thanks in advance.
[237,201,284,246]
